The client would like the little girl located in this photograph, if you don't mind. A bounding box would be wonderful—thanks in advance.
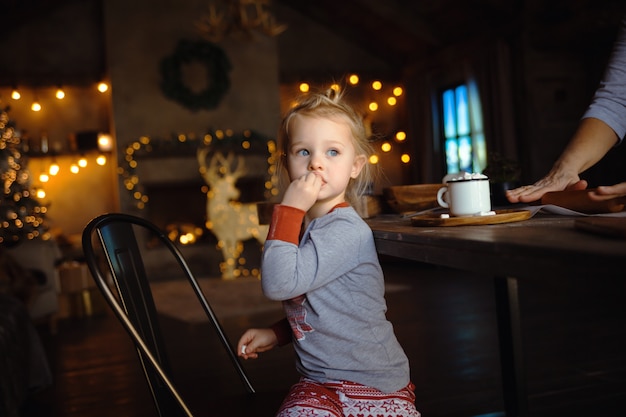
[237,88,420,417]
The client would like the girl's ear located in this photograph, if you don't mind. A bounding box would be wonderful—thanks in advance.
[351,154,367,179]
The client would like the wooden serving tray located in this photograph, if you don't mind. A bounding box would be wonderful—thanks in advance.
[410,209,532,227]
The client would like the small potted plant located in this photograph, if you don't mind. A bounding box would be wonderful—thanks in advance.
[482,153,521,206]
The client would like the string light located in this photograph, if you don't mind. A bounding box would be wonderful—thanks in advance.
[49,162,60,175]
[97,133,113,151]
[31,100,41,112]
[97,82,109,93]
[55,88,65,99]
[11,89,20,100]
[287,77,410,167]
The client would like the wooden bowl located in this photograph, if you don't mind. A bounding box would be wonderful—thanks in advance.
[383,184,443,214]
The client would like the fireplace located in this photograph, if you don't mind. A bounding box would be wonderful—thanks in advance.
[135,155,268,278]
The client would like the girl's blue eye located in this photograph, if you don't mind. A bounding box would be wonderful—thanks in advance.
[296,149,309,156]
[328,149,338,156]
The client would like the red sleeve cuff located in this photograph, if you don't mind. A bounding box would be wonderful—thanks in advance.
[266,204,305,244]
[271,318,292,346]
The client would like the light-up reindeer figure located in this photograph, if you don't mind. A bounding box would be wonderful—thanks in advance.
[197,149,269,280]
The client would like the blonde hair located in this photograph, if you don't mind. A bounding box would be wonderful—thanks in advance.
[277,88,375,205]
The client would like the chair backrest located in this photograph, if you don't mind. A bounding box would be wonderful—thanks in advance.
[81,213,255,417]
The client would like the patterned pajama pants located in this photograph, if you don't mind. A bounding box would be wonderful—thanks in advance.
[276,378,421,417]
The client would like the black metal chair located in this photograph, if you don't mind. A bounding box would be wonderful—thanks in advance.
[81,213,274,416]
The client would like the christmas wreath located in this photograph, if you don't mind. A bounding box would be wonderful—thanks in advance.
[159,39,232,111]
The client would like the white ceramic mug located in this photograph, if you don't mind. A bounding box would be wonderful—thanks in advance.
[436,178,491,216]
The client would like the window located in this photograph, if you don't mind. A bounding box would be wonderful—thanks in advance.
[440,82,486,175]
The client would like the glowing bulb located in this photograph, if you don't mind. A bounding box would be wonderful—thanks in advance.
[387,97,397,106]
[36,189,46,199]
[11,90,20,100]
[97,133,113,152]
[70,164,79,174]
[78,157,87,168]
[299,83,309,93]
[348,74,359,85]
[39,173,49,182]
[96,155,107,166]
[97,82,109,93]
[372,81,382,90]
[401,154,411,163]
[393,87,403,96]
[369,155,379,164]
[330,84,340,92]
[55,88,65,99]
[368,102,378,112]
[49,163,60,175]
[31,101,41,112]
[381,142,392,152]
[395,131,407,142]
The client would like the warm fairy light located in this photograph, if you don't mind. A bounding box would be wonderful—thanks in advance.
[299,83,309,93]
[401,154,411,163]
[55,88,65,99]
[348,74,359,85]
[369,155,379,164]
[98,133,113,151]
[70,164,79,174]
[372,81,382,90]
[395,131,407,141]
[31,101,41,112]
[11,90,20,100]
[39,173,49,182]
[96,155,107,166]
[368,102,378,112]
[97,82,109,93]
[330,83,340,92]
[36,189,46,199]
[381,142,392,152]
[387,97,397,106]
[393,87,403,96]
[78,157,88,168]
[49,163,60,175]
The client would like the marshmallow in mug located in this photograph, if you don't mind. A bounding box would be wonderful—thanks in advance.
[437,173,492,216]
[444,172,489,182]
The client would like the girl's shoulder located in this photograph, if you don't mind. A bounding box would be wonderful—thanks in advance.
[313,206,368,230]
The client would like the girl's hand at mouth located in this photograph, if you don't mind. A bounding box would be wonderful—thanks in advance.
[282,172,323,212]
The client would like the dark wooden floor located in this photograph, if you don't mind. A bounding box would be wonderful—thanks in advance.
[23,260,626,417]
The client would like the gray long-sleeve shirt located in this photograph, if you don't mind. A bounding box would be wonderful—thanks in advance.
[583,16,626,143]
[262,205,411,393]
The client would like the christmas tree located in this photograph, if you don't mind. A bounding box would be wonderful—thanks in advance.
[0,106,48,246]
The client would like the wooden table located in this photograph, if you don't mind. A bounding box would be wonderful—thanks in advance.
[367,213,626,416]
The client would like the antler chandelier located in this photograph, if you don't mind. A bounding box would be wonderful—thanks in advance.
[196,0,287,42]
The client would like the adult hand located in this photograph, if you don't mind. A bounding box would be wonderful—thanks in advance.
[505,169,587,203]
[281,172,322,212]
[589,182,626,200]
